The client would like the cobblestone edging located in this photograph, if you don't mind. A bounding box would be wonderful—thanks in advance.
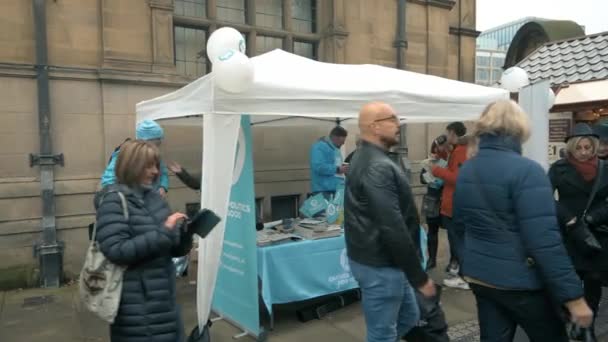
[449,320,480,342]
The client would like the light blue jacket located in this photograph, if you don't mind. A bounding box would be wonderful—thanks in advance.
[100,150,170,191]
[310,137,343,193]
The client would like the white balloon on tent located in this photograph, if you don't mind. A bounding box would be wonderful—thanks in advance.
[547,88,556,111]
[206,27,246,63]
[500,67,530,93]
[213,50,255,93]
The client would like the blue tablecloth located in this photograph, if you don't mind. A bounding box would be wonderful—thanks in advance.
[257,234,358,314]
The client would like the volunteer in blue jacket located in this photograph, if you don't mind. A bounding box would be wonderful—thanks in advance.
[453,99,592,341]
[101,120,170,197]
[309,126,348,198]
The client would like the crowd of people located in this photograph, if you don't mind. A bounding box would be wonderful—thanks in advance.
[89,100,608,342]
[340,100,605,342]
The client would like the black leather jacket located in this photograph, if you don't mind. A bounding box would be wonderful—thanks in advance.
[344,140,428,287]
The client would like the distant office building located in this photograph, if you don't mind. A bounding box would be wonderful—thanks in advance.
[475,17,543,85]
[475,17,585,85]
[477,17,542,52]
[475,50,506,85]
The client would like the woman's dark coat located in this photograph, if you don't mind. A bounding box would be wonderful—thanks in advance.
[549,158,608,271]
[95,184,193,342]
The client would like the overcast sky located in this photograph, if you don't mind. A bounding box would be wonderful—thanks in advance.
[477,0,608,34]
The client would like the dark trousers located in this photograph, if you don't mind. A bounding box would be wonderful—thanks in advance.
[442,215,461,265]
[470,284,568,342]
[426,216,441,264]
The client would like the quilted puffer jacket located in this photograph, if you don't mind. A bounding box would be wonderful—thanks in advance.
[94,184,193,342]
[453,134,583,304]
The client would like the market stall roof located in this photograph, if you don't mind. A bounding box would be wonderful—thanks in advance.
[136,49,508,125]
[518,31,608,86]
[554,79,608,106]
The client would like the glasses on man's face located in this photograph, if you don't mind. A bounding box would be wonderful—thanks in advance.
[373,115,400,124]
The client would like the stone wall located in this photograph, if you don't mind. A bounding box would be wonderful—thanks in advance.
[0,0,478,283]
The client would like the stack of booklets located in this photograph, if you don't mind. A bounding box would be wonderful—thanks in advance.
[298,219,329,232]
[256,229,300,247]
[295,220,342,240]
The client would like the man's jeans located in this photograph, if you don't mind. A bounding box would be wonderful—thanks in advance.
[349,259,420,342]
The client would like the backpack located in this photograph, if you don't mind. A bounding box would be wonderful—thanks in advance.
[108,138,131,164]
[88,139,132,240]
[79,190,129,323]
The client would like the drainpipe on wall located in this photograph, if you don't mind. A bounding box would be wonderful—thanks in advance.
[457,1,462,80]
[394,0,411,179]
[30,0,64,288]
[395,0,407,69]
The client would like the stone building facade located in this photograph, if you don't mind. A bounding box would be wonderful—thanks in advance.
[0,0,477,283]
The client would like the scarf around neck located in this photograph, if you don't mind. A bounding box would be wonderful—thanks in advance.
[567,156,598,182]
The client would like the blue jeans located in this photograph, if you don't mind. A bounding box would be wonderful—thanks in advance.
[349,259,420,342]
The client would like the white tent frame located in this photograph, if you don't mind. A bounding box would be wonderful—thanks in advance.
[135,49,511,339]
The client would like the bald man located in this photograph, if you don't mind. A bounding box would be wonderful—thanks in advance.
[344,102,435,342]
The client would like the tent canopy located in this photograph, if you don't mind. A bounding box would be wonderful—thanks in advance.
[136,49,508,125]
[135,50,510,332]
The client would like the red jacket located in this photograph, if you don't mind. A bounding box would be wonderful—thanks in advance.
[432,143,468,217]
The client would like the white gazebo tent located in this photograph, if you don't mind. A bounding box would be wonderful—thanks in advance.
[136,49,509,332]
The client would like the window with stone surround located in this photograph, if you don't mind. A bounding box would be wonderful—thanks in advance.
[174,26,209,78]
[292,0,315,33]
[256,35,283,55]
[271,195,300,220]
[174,0,207,18]
[173,0,319,78]
[217,0,247,23]
[293,40,316,60]
[256,0,283,29]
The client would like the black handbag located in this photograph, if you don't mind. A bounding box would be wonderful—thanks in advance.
[401,284,449,342]
[566,220,602,256]
[421,193,441,219]
[565,160,604,256]
[187,320,212,342]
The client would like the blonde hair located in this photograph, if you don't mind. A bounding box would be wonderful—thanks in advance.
[474,100,531,143]
[467,135,480,159]
[566,136,599,157]
[115,140,160,187]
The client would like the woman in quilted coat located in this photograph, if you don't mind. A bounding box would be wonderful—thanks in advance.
[453,100,592,341]
[95,140,193,342]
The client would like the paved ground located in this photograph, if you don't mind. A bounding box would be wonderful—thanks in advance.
[0,279,479,342]
[2,231,608,342]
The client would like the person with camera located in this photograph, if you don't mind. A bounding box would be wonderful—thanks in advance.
[549,123,608,341]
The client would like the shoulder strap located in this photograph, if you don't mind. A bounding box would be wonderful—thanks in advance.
[108,138,131,165]
[583,159,604,216]
[92,191,129,241]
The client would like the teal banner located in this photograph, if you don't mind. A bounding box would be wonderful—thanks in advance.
[212,115,260,336]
